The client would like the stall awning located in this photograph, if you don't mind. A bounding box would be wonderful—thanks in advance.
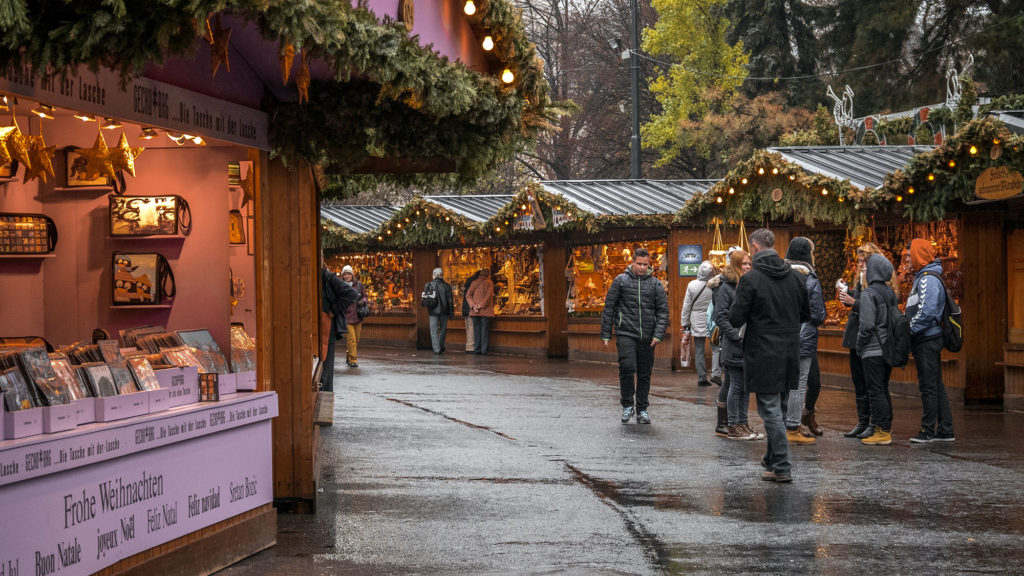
[768,146,934,190]
[540,180,716,216]
[321,205,398,233]
[423,195,517,222]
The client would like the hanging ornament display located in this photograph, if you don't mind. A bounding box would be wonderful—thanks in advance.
[207,14,232,78]
[109,132,144,177]
[279,43,295,84]
[22,135,56,184]
[75,130,117,182]
[736,220,749,253]
[295,50,311,105]
[1,114,33,169]
[709,218,727,267]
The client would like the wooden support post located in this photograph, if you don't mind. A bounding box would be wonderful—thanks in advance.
[668,228,707,370]
[412,248,437,350]
[961,212,1006,402]
[256,155,319,507]
[543,237,568,357]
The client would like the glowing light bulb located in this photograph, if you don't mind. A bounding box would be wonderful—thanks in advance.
[501,69,515,84]
[464,0,476,15]
[482,36,494,51]
[969,145,978,155]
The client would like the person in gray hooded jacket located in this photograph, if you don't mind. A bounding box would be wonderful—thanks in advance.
[681,261,720,386]
[856,253,897,446]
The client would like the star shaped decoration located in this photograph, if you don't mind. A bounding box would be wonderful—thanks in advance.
[295,50,311,105]
[23,135,56,184]
[240,163,255,209]
[110,132,144,177]
[280,43,295,85]
[208,14,232,78]
[0,120,33,169]
[75,130,116,183]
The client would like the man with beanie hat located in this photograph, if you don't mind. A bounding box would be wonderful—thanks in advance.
[905,239,955,443]
[784,237,826,444]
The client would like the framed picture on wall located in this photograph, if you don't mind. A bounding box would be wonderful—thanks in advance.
[64,147,114,187]
[229,209,246,245]
[0,161,18,179]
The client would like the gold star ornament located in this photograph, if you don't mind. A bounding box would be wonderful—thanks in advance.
[75,130,116,182]
[23,135,56,184]
[208,14,232,78]
[110,132,144,177]
[240,163,254,209]
[1,119,33,169]
[0,126,13,167]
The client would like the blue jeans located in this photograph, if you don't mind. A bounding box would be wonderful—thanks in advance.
[429,315,449,353]
[756,391,791,475]
[693,336,721,382]
[785,356,813,428]
[725,365,750,426]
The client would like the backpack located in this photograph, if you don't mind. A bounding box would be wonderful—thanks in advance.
[871,287,911,367]
[706,298,721,346]
[420,281,438,309]
[921,272,963,352]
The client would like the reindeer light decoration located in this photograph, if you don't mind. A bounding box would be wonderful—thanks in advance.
[826,84,855,145]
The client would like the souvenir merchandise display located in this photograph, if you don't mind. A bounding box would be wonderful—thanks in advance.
[112,252,175,305]
[0,367,35,410]
[822,220,962,327]
[161,345,206,371]
[230,324,257,373]
[124,353,162,391]
[120,325,173,349]
[439,245,543,316]
[64,147,114,187]
[98,339,140,394]
[199,372,220,402]
[16,346,68,406]
[327,252,413,313]
[176,329,231,374]
[78,362,118,397]
[109,194,192,236]
[565,240,669,314]
[49,352,91,399]
[0,213,58,254]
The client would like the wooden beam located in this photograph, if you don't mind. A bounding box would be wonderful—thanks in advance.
[412,249,438,349]
[962,211,1006,402]
[543,236,568,357]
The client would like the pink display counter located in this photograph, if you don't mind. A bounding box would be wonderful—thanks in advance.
[0,392,278,575]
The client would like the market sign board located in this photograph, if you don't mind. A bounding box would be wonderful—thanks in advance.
[514,213,534,231]
[975,166,1024,201]
[551,208,574,228]
[678,244,702,277]
[0,63,269,150]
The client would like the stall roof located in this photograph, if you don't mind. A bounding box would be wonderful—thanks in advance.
[540,180,716,216]
[321,205,399,233]
[423,195,516,222]
[988,110,1024,134]
[767,146,934,190]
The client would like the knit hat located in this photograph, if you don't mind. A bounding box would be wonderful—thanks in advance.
[909,238,935,271]
[341,265,354,275]
[785,236,814,265]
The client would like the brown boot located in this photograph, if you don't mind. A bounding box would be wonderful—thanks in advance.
[802,409,824,436]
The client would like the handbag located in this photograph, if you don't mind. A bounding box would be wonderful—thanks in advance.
[679,329,693,368]
[112,252,176,305]
[0,213,58,254]
[357,303,371,319]
[109,194,192,236]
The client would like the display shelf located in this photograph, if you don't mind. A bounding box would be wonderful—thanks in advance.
[110,304,173,309]
[0,253,56,258]
[54,185,115,192]
[106,234,186,241]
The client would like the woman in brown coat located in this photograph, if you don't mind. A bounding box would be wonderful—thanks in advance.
[466,268,495,355]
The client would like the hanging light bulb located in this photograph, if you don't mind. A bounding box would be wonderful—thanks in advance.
[74,112,95,122]
[728,187,735,195]
[501,69,515,84]
[908,186,915,195]
[741,178,748,185]
[463,0,476,15]
[896,195,904,202]
[31,103,56,119]
[0,95,8,112]
[948,160,956,168]
[715,197,723,204]
[101,117,122,130]
[821,188,828,196]
[771,167,779,175]
[482,36,494,51]
[757,167,765,175]
[969,145,978,155]
[927,173,935,181]
[139,127,158,140]
[191,135,206,146]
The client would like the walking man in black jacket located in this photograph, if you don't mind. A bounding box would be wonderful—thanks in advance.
[600,248,669,424]
[729,229,810,482]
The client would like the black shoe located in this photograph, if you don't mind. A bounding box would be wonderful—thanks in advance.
[465,350,474,354]
[346,360,358,368]
[933,433,956,442]
[856,425,876,439]
[761,470,793,483]
[909,430,934,444]
[440,346,446,353]
[844,424,868,438]
[697,380,711,387]
[710,375,723,386]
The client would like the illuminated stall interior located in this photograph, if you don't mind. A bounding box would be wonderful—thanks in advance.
[439,244,543,316]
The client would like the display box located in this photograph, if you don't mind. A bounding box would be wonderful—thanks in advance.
[218,372,237,395]
[147,388,173,413]
[42,403,77,433]
[4,407,44,439]
[95,392,149,422]
[72,397,96,425]
[155,366,200,407]
[235,370,257,391]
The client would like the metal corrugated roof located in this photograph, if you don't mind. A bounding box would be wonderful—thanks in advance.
[540,179,716,215]
[320,205,398,233]
[422,195,516,222]
[767,146,934,190]
[989,110,1024,134]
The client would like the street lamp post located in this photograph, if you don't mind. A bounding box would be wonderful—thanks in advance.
[629,0,641,180]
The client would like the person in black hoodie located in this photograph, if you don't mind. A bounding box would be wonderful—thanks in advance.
[838,243,884,438]
[729,229,809,483]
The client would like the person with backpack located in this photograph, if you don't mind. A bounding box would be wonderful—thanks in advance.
[905,239,956,443]
[422,267,455,354]
[856,253,899,446]
[784,237,826,445]
[681,261,720,387]
[462,270,481,353]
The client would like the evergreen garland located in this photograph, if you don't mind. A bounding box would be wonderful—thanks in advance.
[483,183,589,237]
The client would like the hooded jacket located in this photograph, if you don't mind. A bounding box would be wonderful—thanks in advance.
[787,260,826,356]
[729,249,810,393]
[711,267,744,368]
[600,266,669,342]
[680,261,715,336]
[906,260,944,341]
[856,254,896,358]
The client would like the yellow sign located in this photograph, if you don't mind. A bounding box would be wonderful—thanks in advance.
[975,166,1024,200]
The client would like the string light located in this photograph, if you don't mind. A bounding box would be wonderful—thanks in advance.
[948,160,956,168]
[501,69,515,84]
[728,187,734,194]
[789,175,795,181]
[771,167,779,175]
[896,195,903,202]
[101,117,122,130]
[821,188,828,196]
[463,0,476,15]
[927,173,935,181]
[482,36,494,51]
[969,145,978,155]
[31,103,56,119]
[757,167,765,175]
[715,197,723,204]
[74,113,94,122]
[741,178,748,185]
[139,127,158,140]
[908,187,915,195]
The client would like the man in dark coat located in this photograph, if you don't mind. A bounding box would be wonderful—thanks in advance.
[423,267,455,354]
[600,248,669,425]
[321,264,359,392]
[729,229,810,482]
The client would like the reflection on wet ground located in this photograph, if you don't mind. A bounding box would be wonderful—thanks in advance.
[221,348,1024,575]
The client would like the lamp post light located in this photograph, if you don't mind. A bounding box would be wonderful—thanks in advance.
[609,0,641,179]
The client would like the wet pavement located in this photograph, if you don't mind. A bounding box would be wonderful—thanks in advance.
[221,348,1024,575]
